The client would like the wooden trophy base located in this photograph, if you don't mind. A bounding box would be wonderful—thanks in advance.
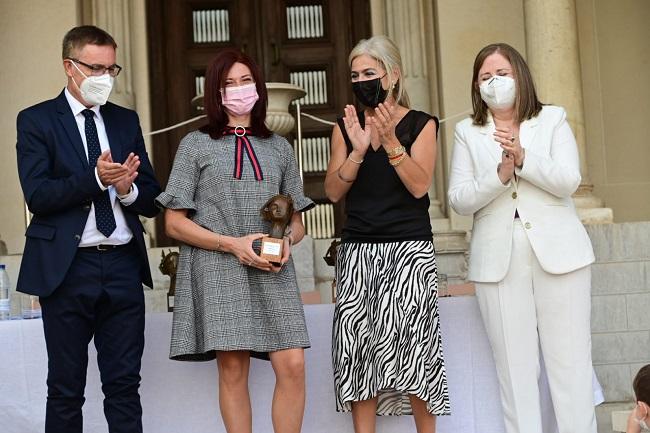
[260,236,283,265]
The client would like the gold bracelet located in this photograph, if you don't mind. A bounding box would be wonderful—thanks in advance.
[389,152,406,167]
[347,154,363,164]
[215,233,221,251]
[337,168,355,183]
[386,145,406,157]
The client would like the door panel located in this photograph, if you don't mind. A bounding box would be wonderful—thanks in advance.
[147,0,369,245]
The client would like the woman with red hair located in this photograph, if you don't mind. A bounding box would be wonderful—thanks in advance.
[156,49,314,433]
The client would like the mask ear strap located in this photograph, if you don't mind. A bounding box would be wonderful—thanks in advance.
[635,401,649,423]
[68,60,89,79]
[67,61,88,94]
[67,62,83,92]
[640,401,649,417]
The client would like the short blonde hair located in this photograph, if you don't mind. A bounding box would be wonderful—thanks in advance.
[349,35,410,108]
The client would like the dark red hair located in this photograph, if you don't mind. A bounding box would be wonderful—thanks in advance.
[200,48,271,138]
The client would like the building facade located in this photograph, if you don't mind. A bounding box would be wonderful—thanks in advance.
[0,1,649,431]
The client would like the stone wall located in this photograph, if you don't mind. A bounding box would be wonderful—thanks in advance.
[588,222,650,400]
[587,222,650,432]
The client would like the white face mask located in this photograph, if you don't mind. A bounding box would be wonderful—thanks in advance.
[479,75,516,110]
[70,61,114,106]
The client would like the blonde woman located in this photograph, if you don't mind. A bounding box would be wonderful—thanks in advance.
[325,35,450,433]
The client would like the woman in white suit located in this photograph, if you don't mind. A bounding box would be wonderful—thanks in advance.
[448,43,597,433]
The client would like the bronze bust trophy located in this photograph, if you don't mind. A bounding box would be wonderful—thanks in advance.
[159,250,179,312]
[260,194,294,265]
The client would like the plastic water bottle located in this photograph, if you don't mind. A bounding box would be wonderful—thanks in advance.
[22,294,41,319]
[0,264,11,320]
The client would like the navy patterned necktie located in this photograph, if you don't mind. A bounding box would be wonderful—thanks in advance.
[82,109,116,238]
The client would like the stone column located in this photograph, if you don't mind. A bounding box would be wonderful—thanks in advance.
[523,0,613,224]
[371,0,447,223]
[371,0,470,286]
[81,0,156,245]
[82,0,135,109]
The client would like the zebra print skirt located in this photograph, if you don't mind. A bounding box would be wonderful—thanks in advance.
[332,240,451,416]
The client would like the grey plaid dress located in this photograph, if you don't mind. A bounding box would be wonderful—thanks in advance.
[156,130,314,361]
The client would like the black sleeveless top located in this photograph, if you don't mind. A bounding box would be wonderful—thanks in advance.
[337,110,439,243]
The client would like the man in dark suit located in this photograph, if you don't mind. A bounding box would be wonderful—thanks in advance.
[15,25,161,433]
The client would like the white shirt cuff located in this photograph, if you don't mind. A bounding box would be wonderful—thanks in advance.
[117,183,139,205]
[94,167,108,191]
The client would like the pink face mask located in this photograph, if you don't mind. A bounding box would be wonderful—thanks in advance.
[221,83,259,116]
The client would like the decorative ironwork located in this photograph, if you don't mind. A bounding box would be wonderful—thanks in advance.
[286,5,324,39]
[294,136,330,172]
[290,70,327,105]
[304,203,335,239]
[192,9,230,43]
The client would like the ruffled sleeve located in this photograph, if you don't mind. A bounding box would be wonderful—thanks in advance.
[277,135,315,212]
[155,133,200,212]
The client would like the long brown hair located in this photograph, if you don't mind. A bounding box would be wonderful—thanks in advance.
[470,43,542,126]
[200,49,271,139]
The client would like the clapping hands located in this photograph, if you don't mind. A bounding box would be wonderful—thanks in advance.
[494,127,524,167]
[373,102,399,149]
[494,127,522,185]
[342,105,371,157]
[97,151,140,195]
[497,147,515,185]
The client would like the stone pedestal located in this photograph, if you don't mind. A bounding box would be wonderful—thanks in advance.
[432,230,470,286]
[574,184,614,225]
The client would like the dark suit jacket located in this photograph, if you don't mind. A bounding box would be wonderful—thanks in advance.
[16,90,161,296]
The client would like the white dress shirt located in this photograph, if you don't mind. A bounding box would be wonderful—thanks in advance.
[64,88,139,247]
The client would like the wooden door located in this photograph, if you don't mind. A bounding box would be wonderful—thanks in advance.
[147,0,370,245]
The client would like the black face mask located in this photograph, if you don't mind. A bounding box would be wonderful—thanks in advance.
[351,75,388,108]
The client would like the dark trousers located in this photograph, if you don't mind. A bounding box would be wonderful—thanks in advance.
[40,242,145,433]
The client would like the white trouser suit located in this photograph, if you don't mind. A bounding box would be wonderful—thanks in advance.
[449,106,597,433]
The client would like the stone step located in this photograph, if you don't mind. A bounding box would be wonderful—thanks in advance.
[596,402,635,433]
[611,409,633,432]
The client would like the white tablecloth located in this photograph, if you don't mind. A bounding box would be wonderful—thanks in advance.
[0,296,602,433]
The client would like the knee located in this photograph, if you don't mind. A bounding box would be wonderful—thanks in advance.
[218,357,249,388]
[276,354,305,382]
[102,374,141,398]
[47,390,86,409]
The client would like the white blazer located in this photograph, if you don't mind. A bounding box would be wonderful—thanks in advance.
[448,105,595,283]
